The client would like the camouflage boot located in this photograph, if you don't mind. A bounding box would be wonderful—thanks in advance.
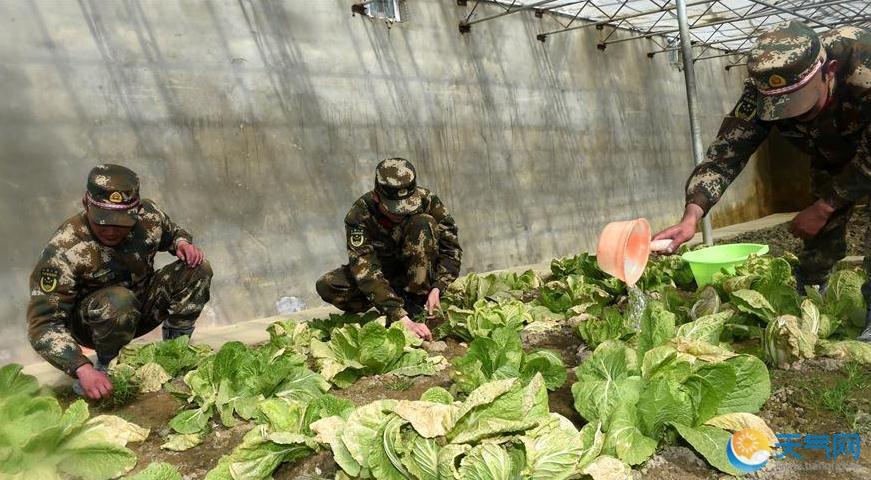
[859,297,871,343]
[96,354,114,371]
[400,291,428,319]
[162,324,195,340]
[795,268,828,297]
[162,312,198,340]
[72,379,85,396]
[859,315,871,343]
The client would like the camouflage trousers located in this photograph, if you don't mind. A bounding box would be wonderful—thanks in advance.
[316,214,439,316]
[796,205,871,301]
[70,260,212,359]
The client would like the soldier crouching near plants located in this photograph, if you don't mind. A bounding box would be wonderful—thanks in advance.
[27,164,212,400]
[316,158,463,341]
[654,22,871,342]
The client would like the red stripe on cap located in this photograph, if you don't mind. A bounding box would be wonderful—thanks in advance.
[86,192,140,210]
[759,58,823,96]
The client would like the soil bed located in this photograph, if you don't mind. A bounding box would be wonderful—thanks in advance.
[717,206,867,258]
[92,327,871,480]
[51,225,871,479]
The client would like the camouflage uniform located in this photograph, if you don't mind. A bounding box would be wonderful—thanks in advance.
[27,165,212,376]
[685,23,870,289]
[316,158,462,323]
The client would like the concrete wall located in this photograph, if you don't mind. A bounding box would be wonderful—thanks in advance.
[0,0,771,365]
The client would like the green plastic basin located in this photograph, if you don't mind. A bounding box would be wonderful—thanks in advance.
[680,243,770,287]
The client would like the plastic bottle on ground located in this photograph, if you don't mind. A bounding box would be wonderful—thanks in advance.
[275,296,306,315]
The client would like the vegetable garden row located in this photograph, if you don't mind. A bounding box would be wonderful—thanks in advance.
[3,247,871,479]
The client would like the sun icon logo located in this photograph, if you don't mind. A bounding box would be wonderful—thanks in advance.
[727,428,772,473]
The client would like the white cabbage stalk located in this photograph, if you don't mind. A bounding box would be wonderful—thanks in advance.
[764,315,817,368]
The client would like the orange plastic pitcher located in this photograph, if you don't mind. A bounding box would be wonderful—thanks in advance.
[596,218,671,286]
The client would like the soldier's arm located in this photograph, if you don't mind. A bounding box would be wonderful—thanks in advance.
[147,200,194,253]
[821,58,871,208]
[428,195,463,292]
[685,83,772,214]
[345,216,408,323]
[825,126,871,208]
[26,251,89,376]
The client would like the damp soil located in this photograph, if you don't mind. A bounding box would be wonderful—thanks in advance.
[53,387,252,479]
[717,205,867,258]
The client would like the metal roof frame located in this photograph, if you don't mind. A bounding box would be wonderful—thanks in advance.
[454,0,869,244]
[458,1,870,62]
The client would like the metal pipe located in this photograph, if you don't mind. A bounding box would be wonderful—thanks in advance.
[552,1,593,28]
[649,31,763,56]
[694,50,750,62]
[537,0,713,39]
[721,0,826,53]
[460,0,559,29]
[538,0,589,11]
[599,0,854,47]
[651,14,871,56]
[748,0,832,28]
[676,0,713,245]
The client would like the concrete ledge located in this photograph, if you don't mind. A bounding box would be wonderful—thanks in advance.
[693,213,865,268]
[688,212,797,246]
[839,256,865,268]
[191,306,341,349]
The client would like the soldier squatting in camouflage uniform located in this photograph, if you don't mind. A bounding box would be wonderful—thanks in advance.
[654,22,871,341]
[316,158,462,340]
[27,164,212,399]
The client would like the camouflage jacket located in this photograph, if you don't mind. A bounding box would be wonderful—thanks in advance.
[27,200,193,375]
[345,189,462,322]
[686,27,870,213]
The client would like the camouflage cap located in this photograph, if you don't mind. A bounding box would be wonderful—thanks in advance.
[85,164,141,227]
[374,157,423,215]
[747,20,826,121]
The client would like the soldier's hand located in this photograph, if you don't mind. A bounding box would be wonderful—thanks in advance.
[399,316,433,341]
[76,364,114,400]
[653,204,704,254]
[176,241,205,267]
[789,200,835,240]
[425,288,441,319]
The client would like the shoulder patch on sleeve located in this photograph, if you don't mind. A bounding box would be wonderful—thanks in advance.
[349,227,366,248]
[39,267,59,293]
[733,91,758,122]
